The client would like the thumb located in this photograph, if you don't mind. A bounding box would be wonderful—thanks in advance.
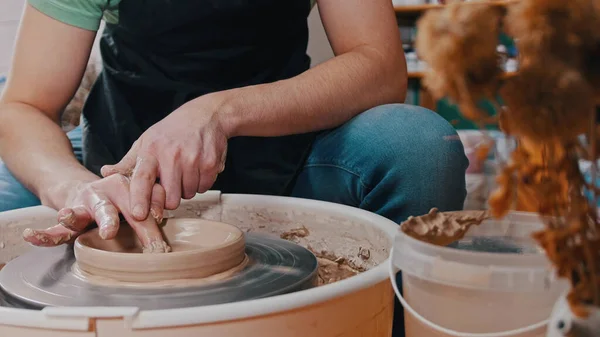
[101,151,137,178]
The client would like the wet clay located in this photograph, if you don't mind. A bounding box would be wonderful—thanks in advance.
[223,205,390,272]
[72,255,249,289]
[280,226,310,241]
[74,218,246,284]
[279,227,366,286]
[400,208,490,246]
[316,258,360,285]
[312,250,365,286]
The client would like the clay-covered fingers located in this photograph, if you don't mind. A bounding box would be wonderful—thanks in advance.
[149,183,166,224]
[119,210,169,253]
[118,207,170,253]
[129,156,159,220]
[23,204,96,247]
[56,206,92,232]
[23,224,78,247]
[22,190,120,247]
[88,196,120,240]
[105,175,169,253]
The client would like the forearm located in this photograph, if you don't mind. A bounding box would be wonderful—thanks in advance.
[216,45,407,138]
[0,102,98,209]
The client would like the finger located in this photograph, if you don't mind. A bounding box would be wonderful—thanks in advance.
[197,150,219,193]
[101,146,139,178]
[196,147,222,194]
[121,212,170,253]
[219,146,227,173]
[101,162,134,178]
[106,176,169,252]
[86,193,121,240]
[57,206,92,232]
[161,160,183,210]
[23,205,93,247]
[130,156,158,220]
[23,225,78,247]
[150,183,166,224]
[182,159,200,199]
[197,170,218,193]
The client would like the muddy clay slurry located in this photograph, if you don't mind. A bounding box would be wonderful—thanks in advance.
[279,227,365,285]
[400,208,490,246]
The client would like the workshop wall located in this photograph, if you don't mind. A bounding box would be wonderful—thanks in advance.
[307,6,334,66]
[0,0,25,76]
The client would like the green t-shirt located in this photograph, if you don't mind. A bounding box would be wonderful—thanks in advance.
[28,0,317,32]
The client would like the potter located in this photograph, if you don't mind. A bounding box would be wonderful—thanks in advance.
[0,0,467,254]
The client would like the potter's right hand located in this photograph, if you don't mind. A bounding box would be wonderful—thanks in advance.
[22,174,169,252]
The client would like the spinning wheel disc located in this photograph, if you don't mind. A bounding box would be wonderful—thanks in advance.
[0,234,317,310]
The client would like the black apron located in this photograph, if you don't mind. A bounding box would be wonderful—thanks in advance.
[81,0,316,196]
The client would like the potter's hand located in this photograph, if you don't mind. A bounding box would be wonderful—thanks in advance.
[100,96,228,220]
[23,174,169,252]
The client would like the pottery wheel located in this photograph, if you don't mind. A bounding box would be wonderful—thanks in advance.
[0,234,318,310]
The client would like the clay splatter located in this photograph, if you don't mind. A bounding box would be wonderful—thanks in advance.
[280,226,310,241]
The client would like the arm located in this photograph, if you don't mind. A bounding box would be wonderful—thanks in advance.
[101,0,407,218]
[2,5,168,249]
[0,5,98,209]
[215,0,407,138]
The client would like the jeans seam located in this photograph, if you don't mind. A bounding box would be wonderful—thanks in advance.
[301,163,374,191]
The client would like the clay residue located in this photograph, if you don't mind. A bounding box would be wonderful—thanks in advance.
[316,258,360,286]
[279,229,366,286]
[309,247,365,286]
[142,240,172,254]
[0,263,4,271]
[222,205,390,271]
[358,247,371,261]
[400,208,490,246]
[22,228,73,246]
[280,226,310,241]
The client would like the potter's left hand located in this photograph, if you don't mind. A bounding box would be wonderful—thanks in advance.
[101,95,229,220]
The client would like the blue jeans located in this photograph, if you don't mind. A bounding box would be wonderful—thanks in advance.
[0,104,468,223]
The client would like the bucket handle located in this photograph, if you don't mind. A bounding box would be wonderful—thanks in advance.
[388,247,549,337]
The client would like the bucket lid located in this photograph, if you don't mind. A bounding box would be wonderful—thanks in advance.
[392,211,565,292]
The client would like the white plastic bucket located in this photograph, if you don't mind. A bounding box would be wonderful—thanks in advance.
[389,211,569,337]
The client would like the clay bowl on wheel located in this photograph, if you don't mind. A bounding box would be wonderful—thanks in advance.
[74,218,246,283]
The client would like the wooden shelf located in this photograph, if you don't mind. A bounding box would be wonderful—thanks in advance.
[408,71,518,79]
[395,0,519,17]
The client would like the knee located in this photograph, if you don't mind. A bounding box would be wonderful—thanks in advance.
[352,104,468,172]
[0,161,41,212]
[350,104,468,208]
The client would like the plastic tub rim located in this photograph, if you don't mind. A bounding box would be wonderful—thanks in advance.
[397,210,550,265]
[391,210,565,293]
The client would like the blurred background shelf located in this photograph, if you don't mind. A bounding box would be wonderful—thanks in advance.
[394,0,519,17]
[408,71,517,79]
[397,1,520,128]
[408,70,517,120]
